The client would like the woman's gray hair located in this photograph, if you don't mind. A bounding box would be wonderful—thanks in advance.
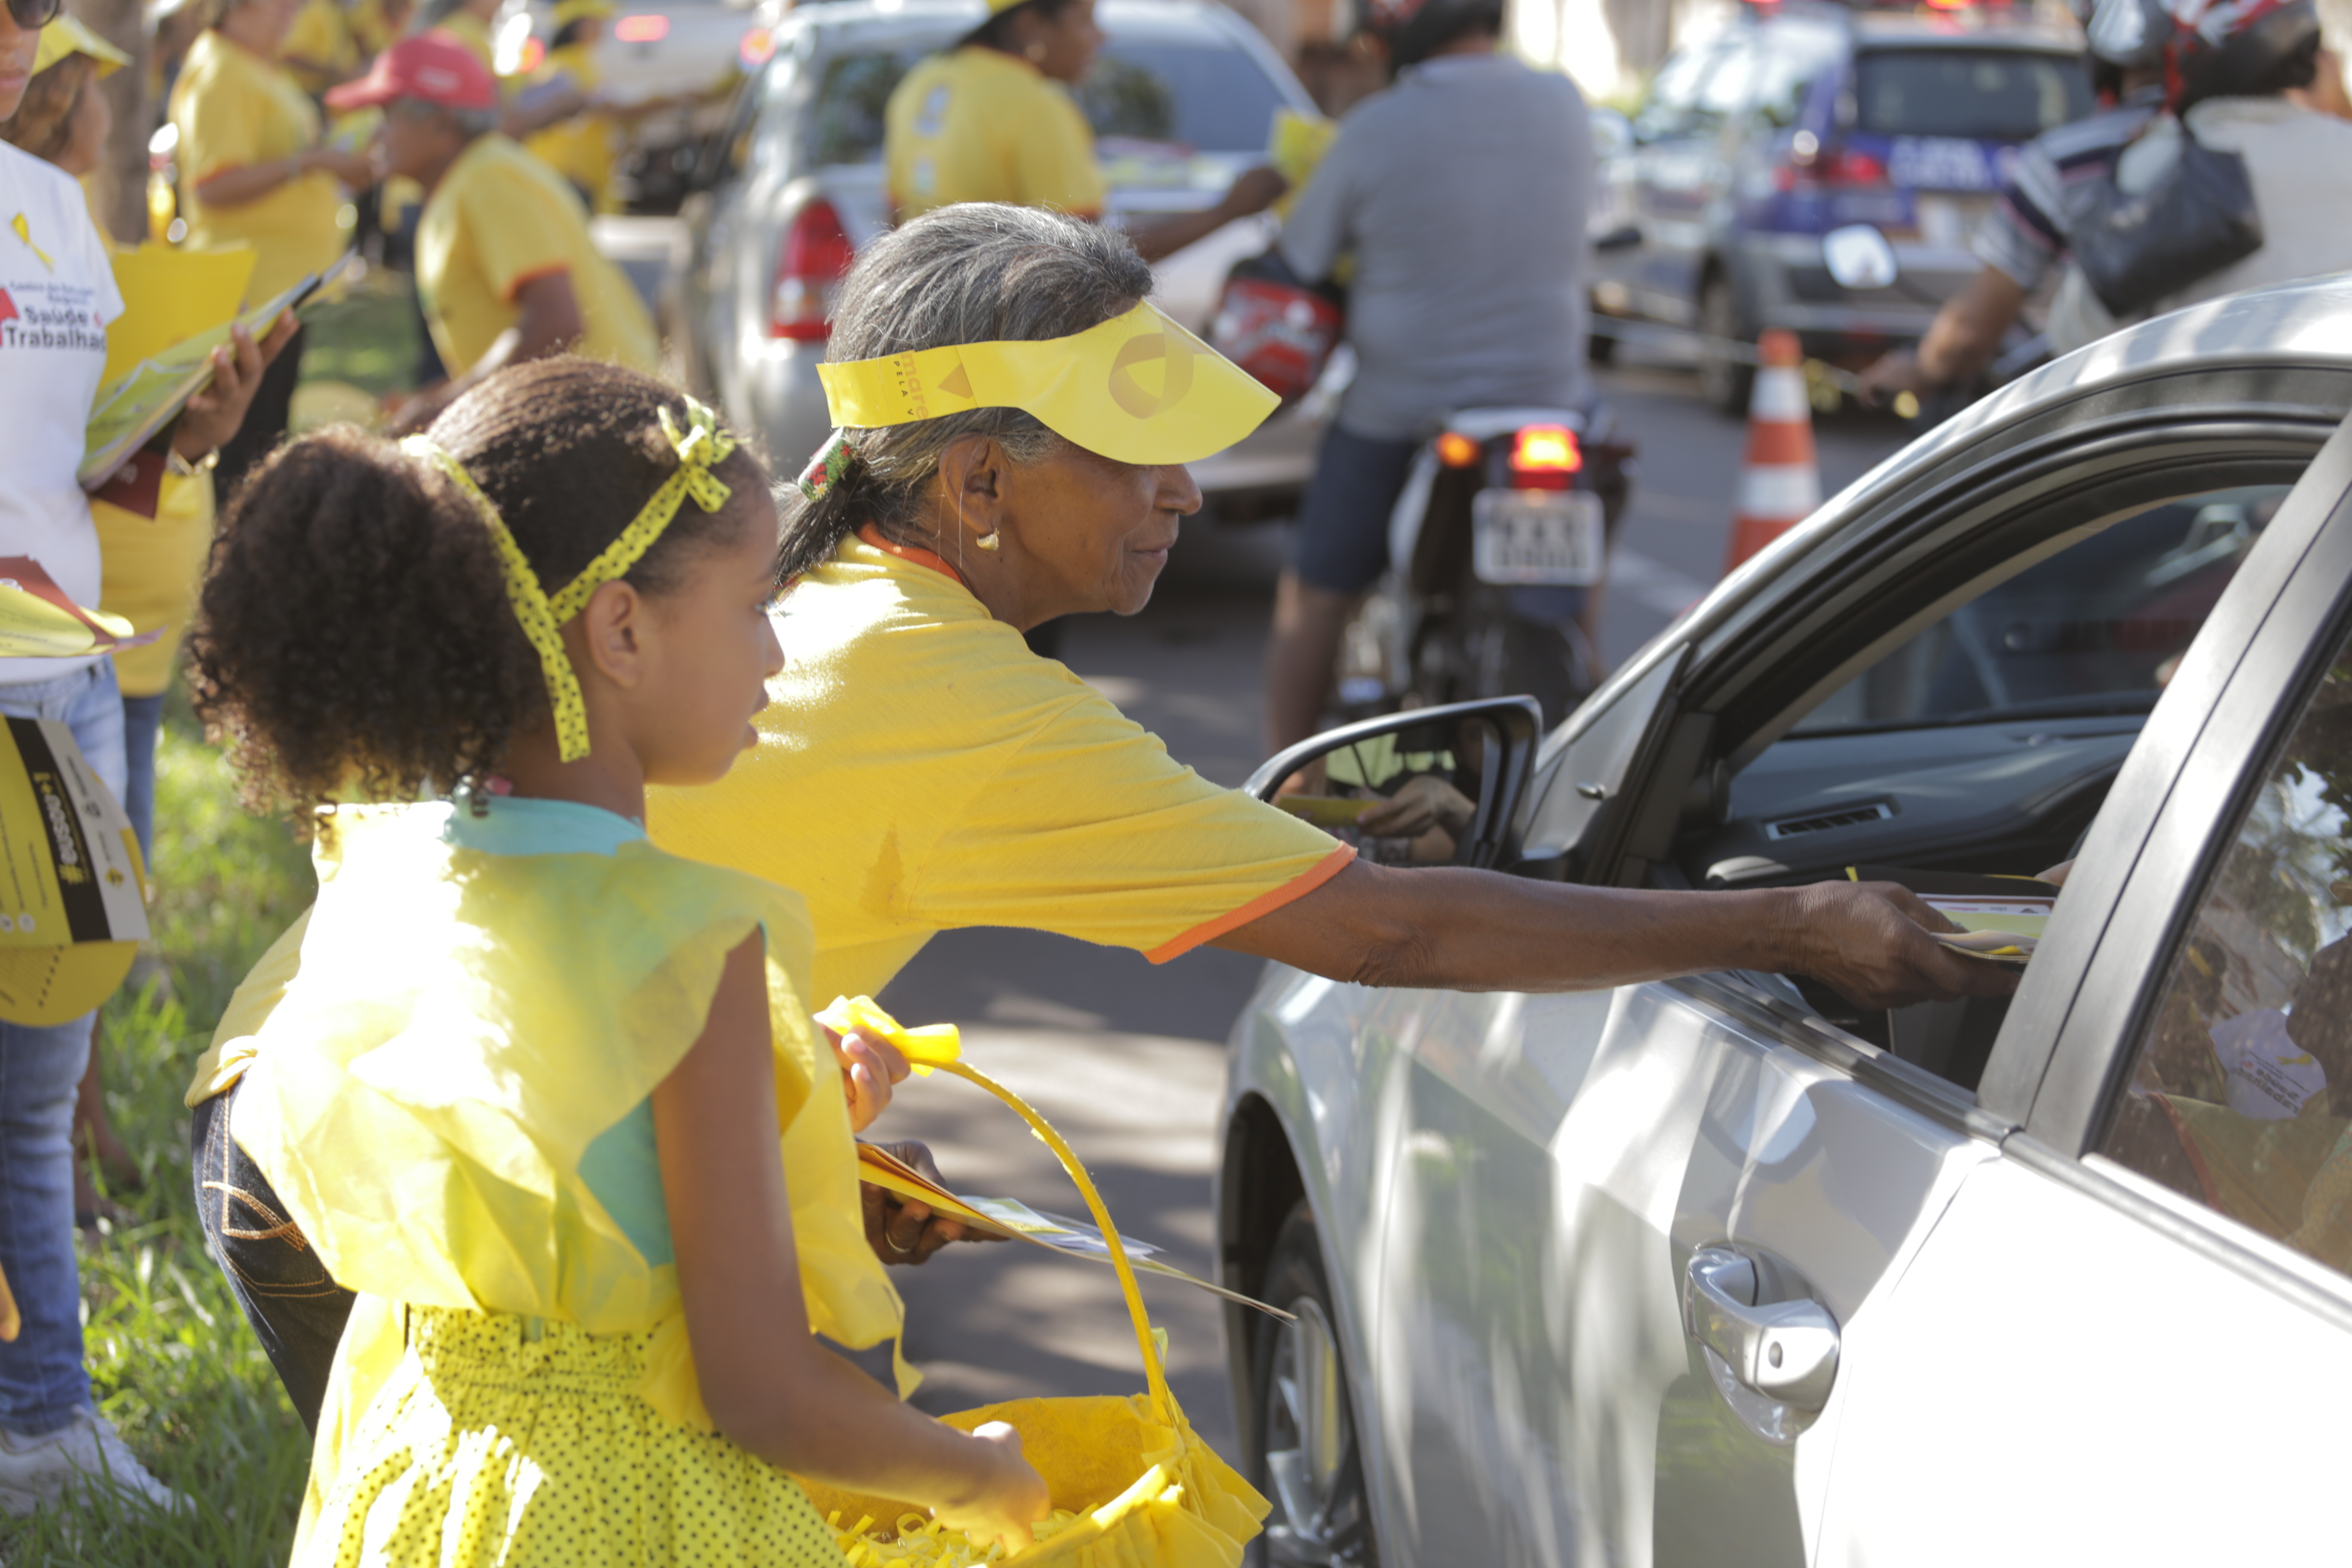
[775,203,1154,581]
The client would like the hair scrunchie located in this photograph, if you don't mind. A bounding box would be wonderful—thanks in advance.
[796,429,864,502]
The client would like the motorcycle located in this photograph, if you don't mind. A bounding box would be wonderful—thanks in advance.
[1335,407,1636,732]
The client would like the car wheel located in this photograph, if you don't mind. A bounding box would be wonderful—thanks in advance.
[1697,275,1755,415]
[1249,1202,1379,1568]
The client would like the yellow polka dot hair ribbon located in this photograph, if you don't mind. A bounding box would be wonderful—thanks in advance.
[399,398,738,764]
[814,299,1277,467]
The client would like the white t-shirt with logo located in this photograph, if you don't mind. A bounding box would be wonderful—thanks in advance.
[0,141,123,685]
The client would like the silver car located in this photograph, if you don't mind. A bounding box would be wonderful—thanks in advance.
[1219,276,2352,1565]
[670,0,1330,516]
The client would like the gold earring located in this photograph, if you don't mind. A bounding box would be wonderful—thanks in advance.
[976,527,1002,551]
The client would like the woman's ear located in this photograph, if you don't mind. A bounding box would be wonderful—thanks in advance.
[575,577,649,689]
[940,435,1008,548]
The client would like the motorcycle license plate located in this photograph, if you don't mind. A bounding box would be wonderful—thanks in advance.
[1471,488,1604,585]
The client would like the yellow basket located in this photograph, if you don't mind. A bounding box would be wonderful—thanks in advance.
[799,1059,1270,1566]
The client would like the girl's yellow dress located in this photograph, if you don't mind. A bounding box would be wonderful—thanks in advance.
[230,797,908,1566]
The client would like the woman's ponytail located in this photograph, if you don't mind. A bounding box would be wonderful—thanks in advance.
[190,429,548,815]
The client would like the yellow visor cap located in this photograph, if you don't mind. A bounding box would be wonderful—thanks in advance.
[815,300,1280,467]
[34,14,131,77]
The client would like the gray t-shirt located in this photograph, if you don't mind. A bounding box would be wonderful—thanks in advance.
[1278,52,1592,441]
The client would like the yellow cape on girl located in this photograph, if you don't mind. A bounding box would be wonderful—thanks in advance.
[224,799,908,1548]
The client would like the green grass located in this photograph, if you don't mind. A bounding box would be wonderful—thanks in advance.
[1,695,318,1566]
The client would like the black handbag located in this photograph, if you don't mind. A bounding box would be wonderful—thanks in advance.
[2065,125,2265,318]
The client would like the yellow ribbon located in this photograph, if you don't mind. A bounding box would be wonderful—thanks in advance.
[399,398,737,765]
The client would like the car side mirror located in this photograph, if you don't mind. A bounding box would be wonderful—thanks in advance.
[1245,696,1546,870]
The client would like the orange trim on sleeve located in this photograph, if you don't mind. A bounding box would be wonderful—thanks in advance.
[856,523,969,588]
[501,260,573,303]
[1142,843,1358,965]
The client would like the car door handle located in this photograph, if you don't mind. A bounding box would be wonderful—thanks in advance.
[1681,1245,1840,1411]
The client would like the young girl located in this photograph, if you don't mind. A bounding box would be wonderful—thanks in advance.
[190,358,1050,1564]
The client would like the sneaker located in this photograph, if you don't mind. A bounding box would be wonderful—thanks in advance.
[0,1408,187,1516]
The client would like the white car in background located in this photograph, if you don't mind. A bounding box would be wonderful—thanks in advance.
[1218,274,2352,1566]
[669,0,1334,520]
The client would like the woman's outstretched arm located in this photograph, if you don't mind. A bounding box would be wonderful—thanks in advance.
[1216,861,2015,1010]
[654,934,1051,1548]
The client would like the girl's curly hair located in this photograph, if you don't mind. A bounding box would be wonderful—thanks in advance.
[190,357,768,815]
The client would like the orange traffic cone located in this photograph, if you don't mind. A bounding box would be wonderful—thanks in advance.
[1723,329,1821,574]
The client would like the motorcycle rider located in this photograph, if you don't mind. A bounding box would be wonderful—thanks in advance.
[1859,0,2165,407]
[1261,0,1593,756]
[2043,0,2352,356]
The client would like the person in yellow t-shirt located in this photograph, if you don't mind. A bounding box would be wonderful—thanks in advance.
[520,0,619,212]
[169,0,370,486]
[346,0,411,59]
[417,0,496,72]
[282,0,360,96]
[883,0,1284,263]
[328,34,655,426]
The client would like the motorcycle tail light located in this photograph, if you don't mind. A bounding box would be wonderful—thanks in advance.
[614,13,668,41]
[769,199,854,342]
[1510,425,1581,490]
[739,25,774,65]
[1436,432,1481,468]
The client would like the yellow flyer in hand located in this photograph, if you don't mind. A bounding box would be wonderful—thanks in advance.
[0,715,147,1024]
[80,252,354,489]
[0,557,160,659]
[102,244,258,389]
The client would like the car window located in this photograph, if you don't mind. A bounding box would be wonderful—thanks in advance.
[1748,26,1841,129]
[1634,41,1718,142]
[2099,625,2352,1282]
[1852,48,2092,140]
[802,38,1286,168]
[1792,485,2290,736]
[1075,44,1287,151]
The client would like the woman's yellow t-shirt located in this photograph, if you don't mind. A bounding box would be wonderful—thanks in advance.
[94,472,211,698]
[414,132,657,374]
[651,532,1353,1006]
[883,46,1106,220]
[282,0,360,97]
[169,30,350,302]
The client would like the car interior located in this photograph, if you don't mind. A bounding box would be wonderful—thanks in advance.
[1656,469,2312,1086]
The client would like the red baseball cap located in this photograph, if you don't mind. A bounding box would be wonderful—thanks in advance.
[326,34,497,114]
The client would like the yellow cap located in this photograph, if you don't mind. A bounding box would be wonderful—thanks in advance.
[551,0,617,26]
[33,13,132,77]
[816,299,1278,466]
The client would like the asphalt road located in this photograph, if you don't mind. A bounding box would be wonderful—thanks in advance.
[847,341,1917,1458]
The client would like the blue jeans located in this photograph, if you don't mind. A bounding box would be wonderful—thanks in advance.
[119,691,165,867]
[0,662,126,1436]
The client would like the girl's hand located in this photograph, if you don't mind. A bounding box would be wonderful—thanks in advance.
[933,1423,1051,1552]
[825,1025,909,1132]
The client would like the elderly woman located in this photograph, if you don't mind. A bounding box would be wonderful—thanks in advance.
[185,205,2005,1442]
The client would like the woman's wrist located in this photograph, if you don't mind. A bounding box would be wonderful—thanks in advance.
[286,152,309,181]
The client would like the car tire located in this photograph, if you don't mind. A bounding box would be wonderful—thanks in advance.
[1247,1201,1379,1568]
[1698,274,1755,416]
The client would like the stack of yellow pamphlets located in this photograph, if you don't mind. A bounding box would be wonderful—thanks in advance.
[80,248,353,489]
